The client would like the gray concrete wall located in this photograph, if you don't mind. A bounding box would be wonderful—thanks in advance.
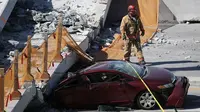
[159,0,177,23]
[158,0,178,30]
[163,0,200,22]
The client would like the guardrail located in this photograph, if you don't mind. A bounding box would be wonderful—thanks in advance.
[0,16,93,111]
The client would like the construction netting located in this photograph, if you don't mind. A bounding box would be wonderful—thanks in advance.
[94,0,159,60]
[138,0,159,43]
[3,28,65,107]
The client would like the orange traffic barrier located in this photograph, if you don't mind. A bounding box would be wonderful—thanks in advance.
[11,50,21,100]
[0,68,4,112]
[54,16,63,62]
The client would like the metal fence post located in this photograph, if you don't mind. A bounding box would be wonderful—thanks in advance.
[11,50,21,100]
[0,68,4,112]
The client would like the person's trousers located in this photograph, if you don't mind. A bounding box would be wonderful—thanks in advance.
[124,37,144,62]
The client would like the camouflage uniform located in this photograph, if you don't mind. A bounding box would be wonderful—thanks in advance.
[120,14,145,62]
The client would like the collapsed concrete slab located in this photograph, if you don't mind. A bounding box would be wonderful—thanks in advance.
[163,0,200,22]
[0,0,18,32]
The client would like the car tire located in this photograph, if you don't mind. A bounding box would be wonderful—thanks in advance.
[136,91,158,110]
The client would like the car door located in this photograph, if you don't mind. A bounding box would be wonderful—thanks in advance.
[55,75,91,108]
[104,72,132,105]
[119,74,139,104]
[86,72,110,106]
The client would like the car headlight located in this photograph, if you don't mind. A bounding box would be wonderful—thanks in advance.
[158,83,174,89]
[171,75,177,84]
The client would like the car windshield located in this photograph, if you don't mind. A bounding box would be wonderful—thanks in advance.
[107,61,146,78]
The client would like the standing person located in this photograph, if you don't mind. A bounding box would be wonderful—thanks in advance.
[120,5,146,65]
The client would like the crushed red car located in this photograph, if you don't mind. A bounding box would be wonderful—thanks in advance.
[51,60,190,110]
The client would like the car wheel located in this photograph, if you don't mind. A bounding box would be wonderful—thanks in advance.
[137,91,157,110]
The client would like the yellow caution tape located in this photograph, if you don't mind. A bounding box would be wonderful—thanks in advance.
[126,62,165,112]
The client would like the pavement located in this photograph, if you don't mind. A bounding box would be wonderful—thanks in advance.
[131,24,200,87]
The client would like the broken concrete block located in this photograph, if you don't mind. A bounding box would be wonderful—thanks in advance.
[82,30,90,36]
[185,56,191,59]
[147,39,152,44]
[33,13,44,22]
[9,51,15,57]
[8,40,20,47]
[45,14,54,21]
[143,43,148,47]
[63,18,73,26]
[153,37,159,41]
[186,21,190,24]
[167,41,171,44]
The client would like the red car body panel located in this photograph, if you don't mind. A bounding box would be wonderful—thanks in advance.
[53,61,190,109]
[166,77,190,107]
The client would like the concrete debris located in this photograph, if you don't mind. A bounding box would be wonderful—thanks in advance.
[33,13,45,22]
[143,43,148,47]
[31,33,47,47]
[195,40,200,43]
[185,56,191,59]
[165,51,171,54]
[158,38,167,44]
[104,42,111,47]
[99,0,108,4]
[174,41,178,46]
[45,14,54,22]
[82,30,90,36]
[153,37,160,41]
[167,41,171,44]
[182,51,186,55]
[8,40,20,47]
[192,48,196,51]
[48,22,56,33]
[147,39,153,44]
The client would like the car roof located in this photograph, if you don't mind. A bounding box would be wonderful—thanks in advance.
[81,60,126,73]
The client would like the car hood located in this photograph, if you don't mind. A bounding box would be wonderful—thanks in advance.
[143,66,174,84]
